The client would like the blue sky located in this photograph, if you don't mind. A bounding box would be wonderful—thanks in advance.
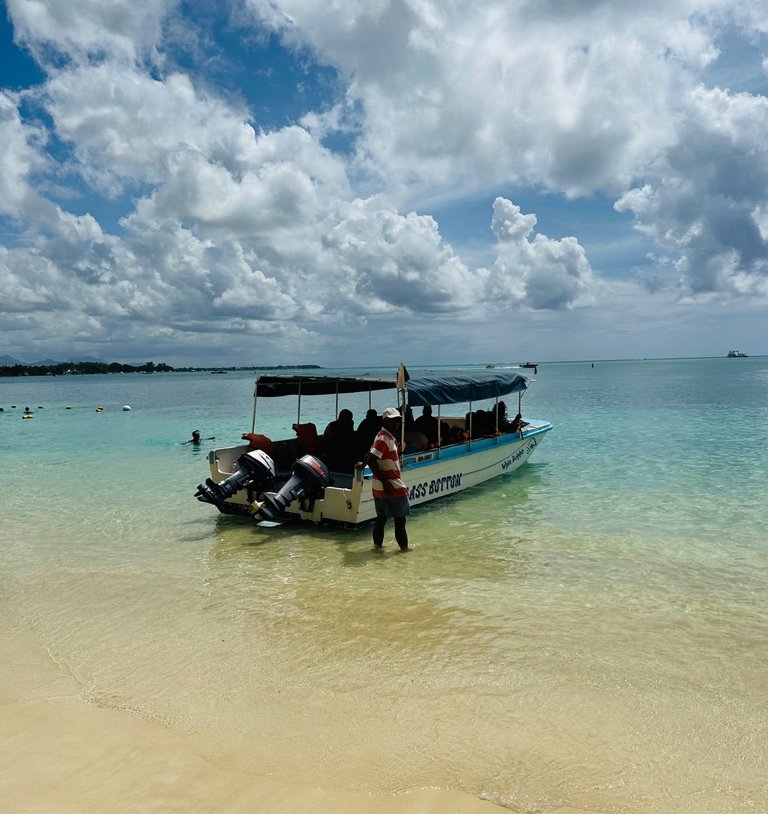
[1,1,767,366]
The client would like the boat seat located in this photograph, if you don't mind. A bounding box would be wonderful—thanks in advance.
[241,433,275,458]
[292,422,323,456]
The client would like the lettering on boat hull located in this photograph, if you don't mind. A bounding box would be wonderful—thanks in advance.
[501,437,537,470]
[409,474,464,501]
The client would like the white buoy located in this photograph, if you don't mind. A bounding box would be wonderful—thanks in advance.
[122,405,132,411]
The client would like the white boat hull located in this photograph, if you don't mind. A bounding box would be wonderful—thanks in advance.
[206,422,551,526]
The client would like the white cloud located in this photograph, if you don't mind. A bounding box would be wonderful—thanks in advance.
[615,85,768,298]
[6,0,172,64]
[323,201,472,315]
[43,66,261,195]
[245,0,730,197]
[485,198,593,310]
[243,0,768,306]
[0,91,49,218]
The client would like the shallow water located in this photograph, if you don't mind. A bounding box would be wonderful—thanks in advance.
[2,358,767,812]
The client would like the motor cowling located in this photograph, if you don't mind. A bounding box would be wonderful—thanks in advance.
[195,449,276,508]
[256,455,330,522]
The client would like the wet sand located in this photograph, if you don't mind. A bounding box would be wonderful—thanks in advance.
[0,622,591,814]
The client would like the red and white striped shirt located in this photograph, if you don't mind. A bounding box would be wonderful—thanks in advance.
[369,427,408,498]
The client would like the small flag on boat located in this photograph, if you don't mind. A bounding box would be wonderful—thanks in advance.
[397,363,410,389]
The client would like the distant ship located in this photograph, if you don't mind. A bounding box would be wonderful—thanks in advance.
[726,350,748,358]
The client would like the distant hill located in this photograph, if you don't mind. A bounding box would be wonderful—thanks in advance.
[0,359,323,377]
[0,360,173,377]
[0,355,106,366]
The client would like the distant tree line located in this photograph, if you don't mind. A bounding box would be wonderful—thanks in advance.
[0,361,323,377]
[0,361,174,377]
[174,364,323,372]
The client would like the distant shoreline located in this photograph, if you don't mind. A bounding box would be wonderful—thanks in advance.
[0,362,324,378]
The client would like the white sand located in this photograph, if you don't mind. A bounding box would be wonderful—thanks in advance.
[2,623,594,814]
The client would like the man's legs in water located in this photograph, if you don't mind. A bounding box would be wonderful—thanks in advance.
[394,517,408,551]
[372,515,386,548]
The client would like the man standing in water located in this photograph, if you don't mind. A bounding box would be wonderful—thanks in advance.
[363,407,410,551]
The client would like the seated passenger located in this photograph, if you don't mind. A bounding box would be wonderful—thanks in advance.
[324,409,357,472]
[508,413,529,433]
[491,401,505,431]
[448,424,470,444]
[404,429,429,453]
[356,408,381,458]
[471,409,493,437]
[414,405,439,445]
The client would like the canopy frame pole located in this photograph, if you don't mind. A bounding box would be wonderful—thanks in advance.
[468,399,473,450]
[251,382,258,433]
[401,389,407,454]
[297,383,302,425]
[436,404,442,459]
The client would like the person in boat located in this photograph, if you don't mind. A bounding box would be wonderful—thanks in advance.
[323,408,357,472]
[355,408,381,458]
[184,430,215,445]
[465,410,490,438]
[508,413,529,433]
[491,401,510,432]
[448,424,469,444]
[362,407,409,551]
[401,406,427,452]
[414,405,439,445]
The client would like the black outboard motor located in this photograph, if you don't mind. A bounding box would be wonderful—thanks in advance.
[256,455,330,522]
[195,449,276,508]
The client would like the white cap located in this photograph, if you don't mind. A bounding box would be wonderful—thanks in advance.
[382,407,401,419]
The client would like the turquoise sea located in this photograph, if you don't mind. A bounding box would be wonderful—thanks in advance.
[1,357,767,812]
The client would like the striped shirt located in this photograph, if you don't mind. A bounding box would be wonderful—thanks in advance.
[369,427,408,498]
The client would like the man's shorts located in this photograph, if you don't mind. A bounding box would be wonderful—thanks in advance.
[374,496,410,518]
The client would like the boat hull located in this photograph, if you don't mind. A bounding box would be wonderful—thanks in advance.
[206,422,551,526]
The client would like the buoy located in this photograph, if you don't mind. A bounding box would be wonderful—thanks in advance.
[122,405,132,411]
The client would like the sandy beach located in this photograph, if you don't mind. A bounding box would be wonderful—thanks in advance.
[1,618,593,814]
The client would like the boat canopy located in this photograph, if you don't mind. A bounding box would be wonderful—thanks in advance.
[254,374,395,397]
[405,372,529,407]
[254,371,529,405]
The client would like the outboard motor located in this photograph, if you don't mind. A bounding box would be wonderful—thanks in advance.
[195,449,276,508]
[255,455,330,522]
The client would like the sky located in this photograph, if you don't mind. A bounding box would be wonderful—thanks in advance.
[1,0,767,367]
